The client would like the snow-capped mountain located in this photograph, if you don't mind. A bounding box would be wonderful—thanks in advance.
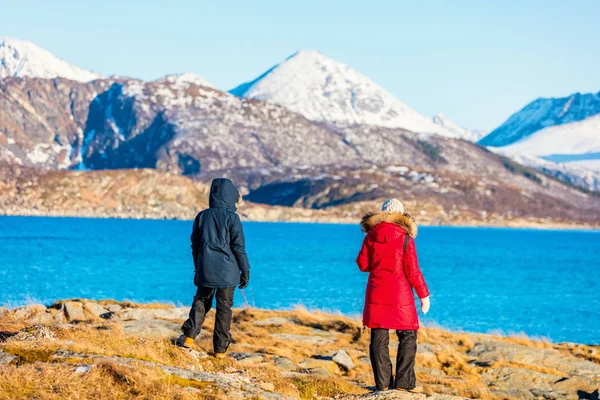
[230,50,457,137]
[479,91,600,147]
[0,37,102,82]
[431,114,488,142]
[154,72,213,88]
[501,114,600,168]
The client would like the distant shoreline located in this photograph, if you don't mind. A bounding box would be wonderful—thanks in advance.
[2,210,599,231]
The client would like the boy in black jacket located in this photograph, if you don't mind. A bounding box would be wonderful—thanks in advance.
[177,178,250,357]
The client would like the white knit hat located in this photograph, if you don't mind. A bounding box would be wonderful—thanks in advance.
[381,198,404,214]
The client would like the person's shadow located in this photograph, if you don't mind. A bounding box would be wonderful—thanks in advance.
[578,389,599,400]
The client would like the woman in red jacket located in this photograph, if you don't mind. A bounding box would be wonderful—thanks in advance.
[357,198,430,393]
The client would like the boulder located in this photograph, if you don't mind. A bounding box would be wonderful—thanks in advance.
[298,359,340,375]
[0,350,16,364]
[228,352,265,365]
[116,307,190,321]
[53,310,66,323]
[104,304,123,313]
[84,302,109,317]
[13,304,46,320]
[332,350,355,370]
[120,319,181,337]
[253,317,296,326]
[271,333,336,345]
[272,356,297,372]
[64,301,86,321]
[260,382,275,392]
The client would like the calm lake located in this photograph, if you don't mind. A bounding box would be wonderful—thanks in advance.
[1,216,598,344]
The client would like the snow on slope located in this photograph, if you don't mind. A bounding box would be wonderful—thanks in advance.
[230,50,457,137]
[479,91,600,147]
[155,72,214,88]
[490,147,600,192]
[0,37,103,82]
[431,113,488,142]
[502,114,600,161]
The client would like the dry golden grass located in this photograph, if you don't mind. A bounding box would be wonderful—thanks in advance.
[2,301,594,400]
[490,360,568,377]
[0,361,224,400]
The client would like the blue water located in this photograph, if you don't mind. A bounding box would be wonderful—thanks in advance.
[1,216,599,344]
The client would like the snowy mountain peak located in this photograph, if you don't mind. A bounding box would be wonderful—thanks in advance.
[0,37,103,82]
[229,50,456,136]
[155,72,214,88]
[431,113,488,142]
[479,91,600,147]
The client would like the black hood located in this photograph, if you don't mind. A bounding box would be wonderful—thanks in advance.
[209,178,239,212]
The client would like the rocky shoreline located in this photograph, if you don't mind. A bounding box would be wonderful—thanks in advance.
[1,300,598,399]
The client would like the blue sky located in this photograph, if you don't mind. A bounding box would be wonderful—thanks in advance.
[2,0,599,130]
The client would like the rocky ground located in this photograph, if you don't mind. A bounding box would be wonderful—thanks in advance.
[0,300,598,399]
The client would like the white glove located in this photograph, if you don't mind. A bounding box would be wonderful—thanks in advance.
[420,296,430,315]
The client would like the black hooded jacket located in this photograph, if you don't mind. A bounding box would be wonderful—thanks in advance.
[191,178,250,288]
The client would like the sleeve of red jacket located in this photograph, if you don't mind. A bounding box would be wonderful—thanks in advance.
[403,237,429,299]
[356,236,371,272]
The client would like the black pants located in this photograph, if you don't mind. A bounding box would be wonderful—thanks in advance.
[370,329,417,390]
[181,286,235,354]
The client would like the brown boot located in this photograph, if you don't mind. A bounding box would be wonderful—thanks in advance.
[176,335,201,351]
[396,386,424,394]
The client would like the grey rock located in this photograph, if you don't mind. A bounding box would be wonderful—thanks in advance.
[271,333,336,345]
[116,307,190,321]
[120,319,181,337]
[332,350,355,370]
[64,301,86,321]
[357,355,371,366]
[75,365,91,374]
[272,356,297,372]
[469,340,600,381]
[13,304,46,320]
[0,350,16,364]
[104,304,123,313]
[7,325,56,342]
[84,302,109,317]
[305,366,330,376]
[229,352,265,365]
[53,310,66,323]
[253,317,296,326]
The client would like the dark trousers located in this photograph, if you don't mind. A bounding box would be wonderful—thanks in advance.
[181,286,235,354]
[370,328,417,390]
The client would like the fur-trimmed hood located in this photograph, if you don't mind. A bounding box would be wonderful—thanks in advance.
[360,212,418,238]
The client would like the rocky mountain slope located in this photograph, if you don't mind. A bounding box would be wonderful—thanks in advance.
[2,164,599,228]
[1,40,599,225]
[0,37,103,82]
[479,91,600,147]
[1,300,598,399]
[229,50,472,139]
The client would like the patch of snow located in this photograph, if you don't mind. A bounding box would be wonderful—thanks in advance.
[431,113,488,142]
[489,147,600,192]
[156,72,214,89]
[0,37,103,82]
[502,114,600,158]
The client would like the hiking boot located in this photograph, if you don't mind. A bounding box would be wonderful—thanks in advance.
[214,352,227,359]
[176,335,200,351]
[396,386,424,393]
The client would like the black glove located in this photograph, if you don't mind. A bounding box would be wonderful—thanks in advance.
[239,271,250,289]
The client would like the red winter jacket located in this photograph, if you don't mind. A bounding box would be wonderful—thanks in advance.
[356,212,429,331]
